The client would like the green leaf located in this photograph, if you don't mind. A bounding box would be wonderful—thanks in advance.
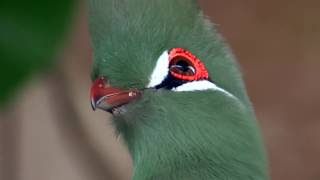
[0,0,75,106]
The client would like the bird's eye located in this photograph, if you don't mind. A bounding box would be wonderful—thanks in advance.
[169,48,209,81]
[170,58,196,76]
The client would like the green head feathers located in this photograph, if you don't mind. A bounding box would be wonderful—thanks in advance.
[88,0,268,179]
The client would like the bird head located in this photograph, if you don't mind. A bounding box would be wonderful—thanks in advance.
[89,0,268,179]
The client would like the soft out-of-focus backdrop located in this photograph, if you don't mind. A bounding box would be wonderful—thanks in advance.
[0,0,319,180]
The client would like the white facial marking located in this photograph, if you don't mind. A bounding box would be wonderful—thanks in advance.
[147,50,236,99]
[173,80,235,98]
[147,51,170,88]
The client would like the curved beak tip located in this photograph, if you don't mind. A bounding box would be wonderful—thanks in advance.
[91,98,97,111]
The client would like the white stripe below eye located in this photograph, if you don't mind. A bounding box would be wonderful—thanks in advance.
[173,80,235,98]
[147,51,170,88]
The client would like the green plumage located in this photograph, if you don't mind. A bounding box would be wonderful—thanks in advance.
[88,0,268,179]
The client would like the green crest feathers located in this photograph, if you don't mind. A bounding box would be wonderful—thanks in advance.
[88,0,199,50]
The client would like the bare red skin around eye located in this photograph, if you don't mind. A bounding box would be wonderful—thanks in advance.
[169,48,209,81]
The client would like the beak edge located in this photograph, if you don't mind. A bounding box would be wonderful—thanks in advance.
[91,97,97,111]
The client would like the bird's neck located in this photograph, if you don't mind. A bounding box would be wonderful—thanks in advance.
[123,128,222,180]
[131,147,215,180]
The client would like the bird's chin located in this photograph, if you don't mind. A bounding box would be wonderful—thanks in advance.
[108,105,128,116]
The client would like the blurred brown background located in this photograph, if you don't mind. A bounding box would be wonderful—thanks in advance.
[1,0,319,180]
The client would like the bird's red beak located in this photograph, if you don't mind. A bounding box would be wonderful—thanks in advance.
[90,76,142,113]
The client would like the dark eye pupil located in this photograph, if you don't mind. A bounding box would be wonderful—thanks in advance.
[175,60,189,72]
[169,58,196,77]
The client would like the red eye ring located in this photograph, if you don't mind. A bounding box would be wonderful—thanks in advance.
[169,48,209,81]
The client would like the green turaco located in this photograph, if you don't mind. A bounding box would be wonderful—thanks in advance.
[88,0,268,179]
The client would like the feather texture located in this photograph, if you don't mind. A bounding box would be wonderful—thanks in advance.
[88,0,268,179]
